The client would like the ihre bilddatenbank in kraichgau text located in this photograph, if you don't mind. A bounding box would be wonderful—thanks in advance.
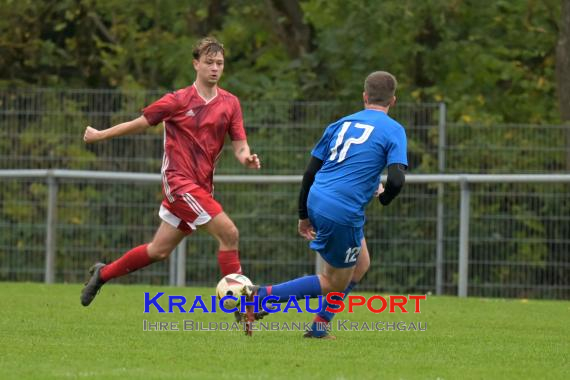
[142,319,427,332]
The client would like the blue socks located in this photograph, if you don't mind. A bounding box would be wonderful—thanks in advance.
[257,275,322,302]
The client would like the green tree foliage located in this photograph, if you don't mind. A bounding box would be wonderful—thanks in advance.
[0,0,563,123]
[302,0,561,123]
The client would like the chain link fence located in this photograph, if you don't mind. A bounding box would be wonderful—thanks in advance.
[0,88,440,174]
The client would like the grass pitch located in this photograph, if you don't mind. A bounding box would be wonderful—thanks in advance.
[0,282,568,380]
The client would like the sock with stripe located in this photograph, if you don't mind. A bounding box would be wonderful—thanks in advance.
[257,275,322,302]
[310,281,357,337]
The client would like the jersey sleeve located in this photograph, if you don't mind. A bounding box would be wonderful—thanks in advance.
[142,92,179,126]
[228,97,247,141]
[386,126,408,167]
[310,123,335,161]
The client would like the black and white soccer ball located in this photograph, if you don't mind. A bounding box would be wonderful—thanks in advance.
[215,273,253,309]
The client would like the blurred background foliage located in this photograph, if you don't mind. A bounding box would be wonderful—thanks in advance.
[0,0,566,124]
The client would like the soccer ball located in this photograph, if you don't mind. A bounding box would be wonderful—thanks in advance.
[216,273,253,309]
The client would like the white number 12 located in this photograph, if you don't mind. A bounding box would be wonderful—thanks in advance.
[329,122,374,163]
[344,247,361,263]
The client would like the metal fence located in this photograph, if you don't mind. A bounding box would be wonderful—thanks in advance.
[1,170,569,300]
[1,88,569,299]
[2,89,568,175]
[0,88,441,174]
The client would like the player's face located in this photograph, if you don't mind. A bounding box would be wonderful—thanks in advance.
[193,52,224,85]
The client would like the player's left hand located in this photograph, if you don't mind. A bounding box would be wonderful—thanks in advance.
[83,126,103,144]
[374,182,385,197]
[244,154,261,169]
[298,219,316,241]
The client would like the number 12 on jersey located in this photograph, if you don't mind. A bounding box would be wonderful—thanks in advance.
[344,247,361,264]
[330,122,374,163]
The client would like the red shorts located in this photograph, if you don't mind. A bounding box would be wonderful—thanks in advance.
[159,186,223,234]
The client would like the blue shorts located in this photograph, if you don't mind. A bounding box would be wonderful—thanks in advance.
[308,210,364,268]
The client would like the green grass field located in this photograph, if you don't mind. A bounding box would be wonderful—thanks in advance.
[0,283,568,380]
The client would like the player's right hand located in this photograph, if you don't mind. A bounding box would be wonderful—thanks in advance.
[244,153,261,170]
[298,219,316,241]
[83,126,102,143]
[374,182,385,197]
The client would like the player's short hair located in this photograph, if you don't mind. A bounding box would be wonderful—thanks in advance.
[193,37,224,60]
[364,71,398,106]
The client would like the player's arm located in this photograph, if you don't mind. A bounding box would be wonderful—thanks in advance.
[231,139,260,169]
[83,116,151,144]
[298,156,323,229]
[297,156,323,240]
[378,163,407,206]
[298,156,323,219]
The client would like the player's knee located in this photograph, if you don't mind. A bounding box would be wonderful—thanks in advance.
[320,274,347,293]
[352,254,370,282]
[330,281,348,293]
[220,225,239,247]
[149,250,171,261]
[147,243,172,261]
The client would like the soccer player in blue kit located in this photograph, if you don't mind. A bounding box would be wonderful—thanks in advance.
[245,71,407,339]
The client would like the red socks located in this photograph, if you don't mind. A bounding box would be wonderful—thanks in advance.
[313,314,330,324]
[99,245,242,282]
[217,250,242,276]
[100,244,153,282]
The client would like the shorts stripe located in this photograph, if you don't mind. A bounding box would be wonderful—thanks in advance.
[183,193,206,215]
[182,194,200,215]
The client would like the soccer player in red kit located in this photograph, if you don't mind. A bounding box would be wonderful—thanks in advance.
[80,37,260,308]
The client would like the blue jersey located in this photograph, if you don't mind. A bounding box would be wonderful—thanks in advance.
[308,109,408,227]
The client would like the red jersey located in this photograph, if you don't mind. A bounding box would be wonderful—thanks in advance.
[142,84,246,198]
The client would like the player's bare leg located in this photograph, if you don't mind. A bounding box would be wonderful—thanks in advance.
[202,212,242,274]
[352,238,371,283]
[147,221,187,261]
[318,262,356,295]
[201,212,250,330]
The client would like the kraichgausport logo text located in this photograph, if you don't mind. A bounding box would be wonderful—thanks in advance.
[143,292,427,314]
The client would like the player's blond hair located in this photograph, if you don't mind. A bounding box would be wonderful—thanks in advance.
[364,71,397,106]
[192,37,224,60]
